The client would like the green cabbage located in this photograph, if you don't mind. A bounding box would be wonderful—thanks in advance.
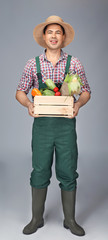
[42,89,55,96]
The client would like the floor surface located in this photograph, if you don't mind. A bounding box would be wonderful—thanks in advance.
[0,151,108,240]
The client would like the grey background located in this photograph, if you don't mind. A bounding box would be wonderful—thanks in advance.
[0,0,108,239]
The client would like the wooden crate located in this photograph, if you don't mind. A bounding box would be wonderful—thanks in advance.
[34,96,74,117]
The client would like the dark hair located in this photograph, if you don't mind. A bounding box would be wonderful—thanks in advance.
[43,23,65,35]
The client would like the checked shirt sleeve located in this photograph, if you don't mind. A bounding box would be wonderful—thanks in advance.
[75,58,91,94]
[17,59,34,94]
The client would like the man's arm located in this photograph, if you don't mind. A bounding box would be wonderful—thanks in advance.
[73,91,91,118]
[67,91,90,119]
[15,90,38,117]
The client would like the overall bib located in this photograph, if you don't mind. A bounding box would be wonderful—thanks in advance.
[30,56,79,191]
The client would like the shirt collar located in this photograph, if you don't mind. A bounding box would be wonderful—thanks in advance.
[40,49,67,62]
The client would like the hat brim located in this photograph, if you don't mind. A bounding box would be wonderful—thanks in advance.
[33,20,75,48]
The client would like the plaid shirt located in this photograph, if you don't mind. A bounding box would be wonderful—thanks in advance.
[17,50,91,94]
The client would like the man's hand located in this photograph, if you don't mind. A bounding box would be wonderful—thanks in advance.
[66,102,80,119]
[73,102,80,118]
[28,102,39,118]
[16,90,39,118]
[66,91,91,119]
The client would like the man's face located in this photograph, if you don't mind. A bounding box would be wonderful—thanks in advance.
[43,24,65,50]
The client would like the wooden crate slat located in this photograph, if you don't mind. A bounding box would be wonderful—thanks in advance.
[34,115,73,117]
[34,105,73,116]
[34,96,73,106]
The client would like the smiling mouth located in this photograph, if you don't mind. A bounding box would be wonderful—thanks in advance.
[50,40,58,44]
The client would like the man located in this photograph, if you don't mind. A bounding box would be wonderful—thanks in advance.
[16,15,91,236]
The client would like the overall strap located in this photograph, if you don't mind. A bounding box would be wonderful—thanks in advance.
[35,56,47,89]
[35,56,42,82]
[65,55,72,75]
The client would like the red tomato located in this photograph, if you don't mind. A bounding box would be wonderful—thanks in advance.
[53,87,59,92]
[55,91,61,96]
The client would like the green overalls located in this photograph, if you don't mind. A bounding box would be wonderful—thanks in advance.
[30,56,79,191]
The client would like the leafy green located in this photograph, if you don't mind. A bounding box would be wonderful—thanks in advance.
[63,72,83,96]
[64,73,83,85]
[40,88,46,94]
[42,89,55,96]
[64,73,71,83]
[68,81,81,96]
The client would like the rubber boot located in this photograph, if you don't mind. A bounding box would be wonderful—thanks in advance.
[61,189,85,236]
[23,187,47,235]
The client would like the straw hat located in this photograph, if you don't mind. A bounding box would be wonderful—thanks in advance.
[33,15,75,48]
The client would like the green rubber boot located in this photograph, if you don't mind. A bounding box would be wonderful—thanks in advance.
[23,187,47,235]
[61,189,85,236]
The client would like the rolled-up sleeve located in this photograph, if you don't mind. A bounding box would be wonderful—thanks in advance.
[17,59,34,94]
[75,58,91,94]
